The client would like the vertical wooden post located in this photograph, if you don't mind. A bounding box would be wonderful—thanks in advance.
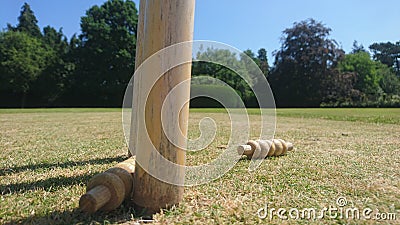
[130,0,195,213]
[128,0,146,157]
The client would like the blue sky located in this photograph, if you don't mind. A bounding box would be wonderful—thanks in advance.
[1,0,399,62]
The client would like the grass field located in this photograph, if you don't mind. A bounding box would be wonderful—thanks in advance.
[1,108,399,224]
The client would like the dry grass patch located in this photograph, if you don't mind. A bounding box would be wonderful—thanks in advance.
[0,108,399,224]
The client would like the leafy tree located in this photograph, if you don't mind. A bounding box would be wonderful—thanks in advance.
[242,48,269,77]
[240,48,270,106]
[257,48,269,76]
[31,26,74,105]
[369,41,400,76]
[192,47,255,102]
[0,31,50,107]
[336,51,400,106]
[351,40,367,54]
[71,0,138,106]
[338,52,383,96]
[379,65,400,95]
[243,49,256,59]
[8,3,41,37]
[376,62,400,107]
[242,49,261,83]
[269,18,344,107]
[42,26,68,53]
[69,34,81,51]
[322,70,361,107]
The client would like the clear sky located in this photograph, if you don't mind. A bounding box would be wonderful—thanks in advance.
[1,0,399,62]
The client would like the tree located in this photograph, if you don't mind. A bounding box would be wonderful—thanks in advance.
[351,40,367,54]
[336,51,400,106]
[192,47,255,103]
[338,52,383,96]
[240,48,270,106]
[269,19,344,107]
[243,49,256,59]
[30,26,74,106]
[0,31,50,107]
[8,3,41,37]
[42,26,68,52]
[322,70,360,107]
[369,41,400,76]
[242,48,269,77]
[257,48,269,77]
[71,0,138,106]
[379,64,400,95]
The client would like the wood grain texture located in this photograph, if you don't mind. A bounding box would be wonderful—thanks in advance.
[238,139,294,159]
[79,158,136,213]
[130,0,195,214]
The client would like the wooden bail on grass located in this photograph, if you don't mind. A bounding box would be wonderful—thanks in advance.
[79,158,136,213]
[237,139,294,159]
[130,0,196,214]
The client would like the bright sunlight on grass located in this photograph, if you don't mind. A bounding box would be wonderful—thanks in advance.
[1,108,399,224]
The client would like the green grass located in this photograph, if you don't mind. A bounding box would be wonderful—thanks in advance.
[0,108,120,114]
[3,108,399,124]
[276,108,400,124]
[191,108,400,124]
[1,108,399,224]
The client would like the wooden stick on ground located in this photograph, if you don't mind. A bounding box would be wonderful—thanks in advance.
[237,139,294,159]
[130,0,196,214]
[79,158,135,213]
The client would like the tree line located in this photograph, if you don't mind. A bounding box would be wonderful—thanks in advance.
[1,1,138,107]
[1,1,399,108]
[269,19,400,107]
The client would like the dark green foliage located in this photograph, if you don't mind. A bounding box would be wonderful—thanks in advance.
[322,70,362,107]
[324,52,400,107]
[256,48,269,77]
[0,1,399,108]
[68,0,138,106]
[1,1,139,107]
[380,66,400,95]
[338,52,382,95]
[192,48,255,104]
[42,26,68,53]
[190,85,241,108]
[0,3,73,107]
[8,3,42,37]
[29,26,75,106]
[351,40,367,54]
[269,19,344,107]
[0,31,50,107]
[242,48,269,78]
[369,41,400,76]
[192,47,272,108]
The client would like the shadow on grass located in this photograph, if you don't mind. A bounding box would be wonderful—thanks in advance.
[0,155,128,194]
[0,173,95,195]
[0,155,126,176]
[3,203,143,225]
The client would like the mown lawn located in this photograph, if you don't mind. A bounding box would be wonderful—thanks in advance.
[0,108,399,224]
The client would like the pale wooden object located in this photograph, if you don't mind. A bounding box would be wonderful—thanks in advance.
[79,158,136,213]
[79,185,112,213]
[237,139,294,159]
[128,0,146,157]
[130,0,195,214]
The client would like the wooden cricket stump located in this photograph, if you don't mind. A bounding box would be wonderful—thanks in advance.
[237,139,294,159]
[129,0,196,214]
[79,158,135,213]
